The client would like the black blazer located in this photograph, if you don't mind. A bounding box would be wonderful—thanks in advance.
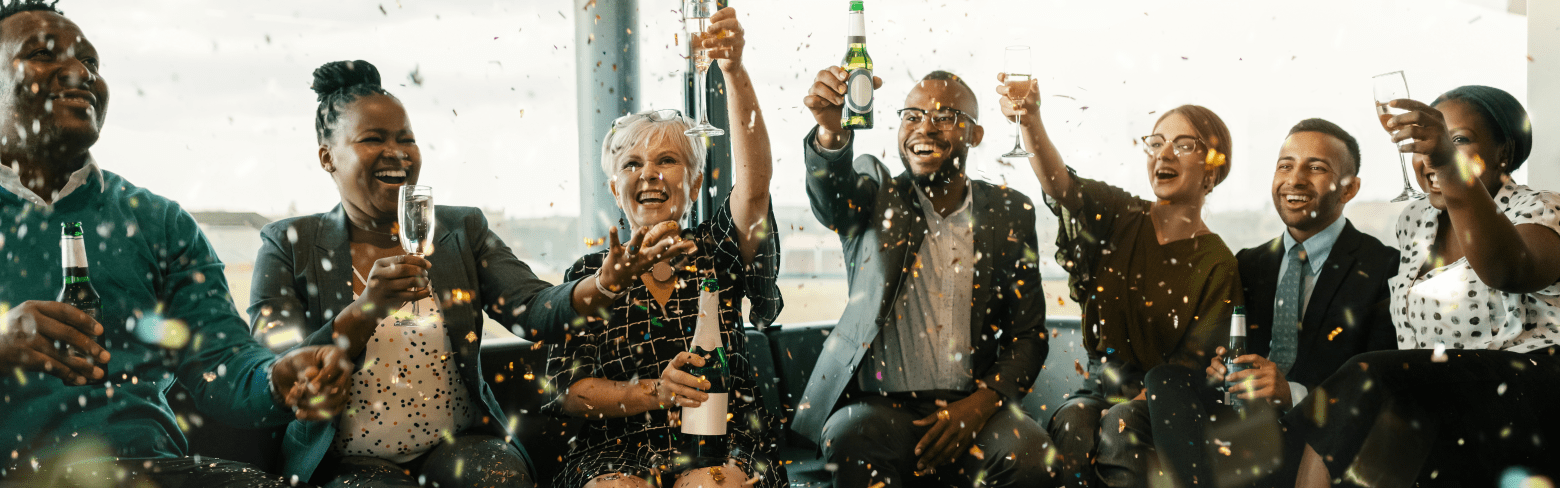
[247,204,579,480]
[1235,221,1399,388]
[790,128,1048,443]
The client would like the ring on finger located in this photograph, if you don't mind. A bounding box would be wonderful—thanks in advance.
[937,410,951,421]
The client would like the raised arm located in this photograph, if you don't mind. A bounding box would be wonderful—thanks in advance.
[997,75,1080,211]
[800,65,884,234]
[704,7,769,264]
[1391,99,1560,293]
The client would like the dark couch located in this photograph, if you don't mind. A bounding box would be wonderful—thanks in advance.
[169,317,1090,486]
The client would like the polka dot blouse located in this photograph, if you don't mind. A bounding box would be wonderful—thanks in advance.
[329,293,477,463]
[1389,179,1560,352]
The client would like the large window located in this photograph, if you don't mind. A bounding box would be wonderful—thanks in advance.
[66,0,1528,331]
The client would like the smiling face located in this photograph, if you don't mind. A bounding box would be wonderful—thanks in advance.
[320,94,419,224]
[608,128,702,230]
[0,11,107,155]
[1145,113,1213,202]
[898,79,982,185]
[1417,99,1507,210]
[1272,131,1358,239]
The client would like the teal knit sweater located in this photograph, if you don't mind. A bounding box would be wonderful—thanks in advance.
[0,169,292,465]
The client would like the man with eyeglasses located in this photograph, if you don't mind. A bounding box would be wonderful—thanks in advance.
[791,68,1055,487]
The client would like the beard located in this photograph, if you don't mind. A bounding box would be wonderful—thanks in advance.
[899,144,969,187]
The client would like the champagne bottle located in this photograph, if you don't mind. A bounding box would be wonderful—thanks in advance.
[677,277,730,470]
[1223,306,1248,411]
[57,222,101,362]
[839,0,873,129]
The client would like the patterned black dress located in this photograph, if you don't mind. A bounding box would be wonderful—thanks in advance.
[546,200,786,488]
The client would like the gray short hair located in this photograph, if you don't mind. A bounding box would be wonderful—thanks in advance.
[599,110,707,183]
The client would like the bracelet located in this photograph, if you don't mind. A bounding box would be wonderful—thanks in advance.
[594,271,624,300]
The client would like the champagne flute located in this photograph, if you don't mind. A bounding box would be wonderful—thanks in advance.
[399,185,434,314]
[683,0,724,137]
[1372,71,1424,202]
[399,185,435,256]
[1001,45,1033,158]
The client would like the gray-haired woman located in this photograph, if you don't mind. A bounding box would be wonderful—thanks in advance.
[545,7,785,488]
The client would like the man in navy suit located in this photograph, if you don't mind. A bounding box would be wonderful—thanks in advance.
[1128,118,1401,486]
[1213,118,1398,410]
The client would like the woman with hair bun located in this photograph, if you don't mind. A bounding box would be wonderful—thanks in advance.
[248,59,667,487]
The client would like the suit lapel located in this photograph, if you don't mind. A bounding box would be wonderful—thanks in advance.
[1301,223,1361,342]
[315,205,355,324]
[876,173,927,321]
[1248,237,1284,355]
[969,182,995,339]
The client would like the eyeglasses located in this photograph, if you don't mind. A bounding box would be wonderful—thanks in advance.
[896,108,976,131]
[1140,134,1207,158]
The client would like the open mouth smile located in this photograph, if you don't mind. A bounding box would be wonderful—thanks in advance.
[908,142,942,158]
[373,169,407,185]
[636,190,669,205]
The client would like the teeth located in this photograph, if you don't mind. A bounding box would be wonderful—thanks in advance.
[374,170,407,178]
[1286,195,1310,203]
[1427,173,1439,185]
[912,143,935,153]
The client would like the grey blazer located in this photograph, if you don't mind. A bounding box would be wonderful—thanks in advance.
[791,128,1049,443]
[247,204,578,481]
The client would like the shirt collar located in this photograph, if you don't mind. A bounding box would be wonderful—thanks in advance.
[1282,216,1347,275]
[912,178,973,220]
[0,156,104,206]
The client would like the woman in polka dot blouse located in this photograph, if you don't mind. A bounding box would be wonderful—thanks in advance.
[1288,86,1560,484]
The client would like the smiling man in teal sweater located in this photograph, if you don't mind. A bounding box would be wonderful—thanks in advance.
[0,2,349,486]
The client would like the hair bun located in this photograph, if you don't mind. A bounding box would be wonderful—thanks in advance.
[311,60,382,101]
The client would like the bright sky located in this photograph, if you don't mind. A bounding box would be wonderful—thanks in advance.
[67,0,1527,218]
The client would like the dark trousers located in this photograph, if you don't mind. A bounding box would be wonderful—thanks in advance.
[313,434,533,488]
[1047,362,1148,488]
[1286,349,1560,487]
[820,391,1057,488]
[1139,364,1288,488]
[0,456,305,488]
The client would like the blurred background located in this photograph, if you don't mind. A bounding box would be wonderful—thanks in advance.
[58,0,1541,333]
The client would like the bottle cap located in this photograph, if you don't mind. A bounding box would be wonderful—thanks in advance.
[850,0,863,11]
[1233,305,1245,315]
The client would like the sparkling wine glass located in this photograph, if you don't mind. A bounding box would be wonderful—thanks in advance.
[399,185,435,257]
[1372,71,1424,202]
[683,0,724,137]
[1002,45,1033,158]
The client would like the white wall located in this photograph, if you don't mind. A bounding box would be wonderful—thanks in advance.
[1531,0,1560,191]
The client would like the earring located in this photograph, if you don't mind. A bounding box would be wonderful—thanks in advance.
[324,163,335,173]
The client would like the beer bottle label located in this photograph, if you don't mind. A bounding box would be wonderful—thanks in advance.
[846,68,873,113]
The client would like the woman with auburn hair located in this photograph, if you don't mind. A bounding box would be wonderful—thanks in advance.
[999,77,1242,486]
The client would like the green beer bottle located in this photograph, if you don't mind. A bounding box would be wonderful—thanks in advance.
[57,222,101,364]
[840,0,873,129]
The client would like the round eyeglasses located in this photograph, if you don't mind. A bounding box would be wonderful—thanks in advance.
[1140,134,1207,158]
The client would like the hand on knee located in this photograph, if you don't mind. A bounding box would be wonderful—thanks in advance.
[585,472,653,488]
